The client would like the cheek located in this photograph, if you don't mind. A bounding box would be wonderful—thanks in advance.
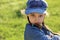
[39,17,44,22]
[29,17,35,23]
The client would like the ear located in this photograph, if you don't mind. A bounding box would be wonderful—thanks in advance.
[44,14,46,15]
[44,14,46,17]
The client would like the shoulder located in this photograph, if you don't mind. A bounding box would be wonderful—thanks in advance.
[24,24,52,40]
[25,23,45,37]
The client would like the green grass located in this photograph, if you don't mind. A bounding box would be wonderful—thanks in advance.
[45,0,60,32]
[0,0,60,40]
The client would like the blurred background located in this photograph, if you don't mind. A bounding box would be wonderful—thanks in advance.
[0,0,60,40]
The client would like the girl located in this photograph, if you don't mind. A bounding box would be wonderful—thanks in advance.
[24,0,60,40]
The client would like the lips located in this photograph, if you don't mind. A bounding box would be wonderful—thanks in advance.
[33,23,42,29]
[34,23,40,26]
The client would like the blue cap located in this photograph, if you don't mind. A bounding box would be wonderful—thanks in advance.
[25,0,48,15]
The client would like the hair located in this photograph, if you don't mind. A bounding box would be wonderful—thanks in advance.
[27,16,58,35]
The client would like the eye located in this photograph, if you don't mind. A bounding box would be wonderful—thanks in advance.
[39,15,43,17]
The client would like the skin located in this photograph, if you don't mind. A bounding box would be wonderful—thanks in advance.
[27,12,46,25]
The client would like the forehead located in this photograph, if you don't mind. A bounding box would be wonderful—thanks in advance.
[29,12,44,15]
[27,12,46,16]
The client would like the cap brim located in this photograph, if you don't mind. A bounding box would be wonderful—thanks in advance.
[25,8,47,15]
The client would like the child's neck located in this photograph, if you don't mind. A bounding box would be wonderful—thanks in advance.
[28,23,42,29]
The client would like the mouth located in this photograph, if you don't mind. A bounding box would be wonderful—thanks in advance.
[34,23,42,28]
[33,23,42,29]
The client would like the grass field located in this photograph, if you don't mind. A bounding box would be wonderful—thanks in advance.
[0,0,60,40]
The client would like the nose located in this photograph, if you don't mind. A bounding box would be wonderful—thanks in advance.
[35,18,40,23]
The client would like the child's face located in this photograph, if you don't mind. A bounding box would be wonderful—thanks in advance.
[27,12,46,25]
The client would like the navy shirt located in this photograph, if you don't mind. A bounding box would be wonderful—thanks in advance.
[24,23,60,40]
